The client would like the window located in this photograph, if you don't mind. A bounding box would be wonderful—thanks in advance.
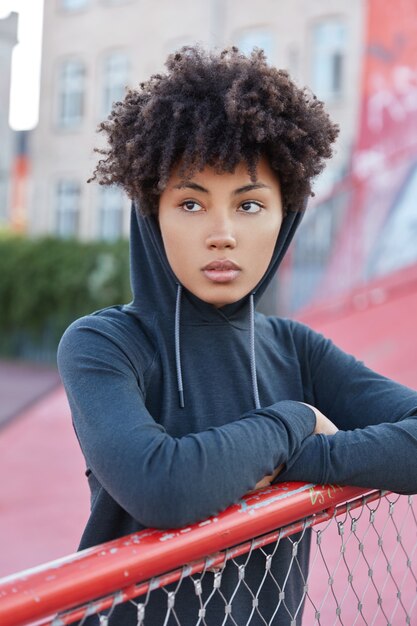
[57,59,85,128]
[60,0,89,11]
[370,165,417,278]
[237,30,274,61]
[311,19,347,100]
[102,51,130,116]
[55,180,80,237]
[97,186,124,240]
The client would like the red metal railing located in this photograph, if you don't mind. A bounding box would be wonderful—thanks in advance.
[0,482,384,626]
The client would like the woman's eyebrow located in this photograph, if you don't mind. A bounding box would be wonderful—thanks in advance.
[173,182,208,193]
[233,183,270,195]
[172,182,271,194]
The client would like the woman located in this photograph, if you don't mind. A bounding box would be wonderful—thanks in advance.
[58,46,417,625]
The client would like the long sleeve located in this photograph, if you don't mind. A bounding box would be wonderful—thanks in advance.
[279,322,417,494]
[58,317,315,529]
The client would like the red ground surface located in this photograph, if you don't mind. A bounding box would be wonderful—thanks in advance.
[299,265,417,386]
[0,387,89,578]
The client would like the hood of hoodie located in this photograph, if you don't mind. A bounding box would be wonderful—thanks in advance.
[126,201,305,324]
[124,201,305,409]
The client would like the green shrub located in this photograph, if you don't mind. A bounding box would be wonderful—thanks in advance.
[0,235,131,362]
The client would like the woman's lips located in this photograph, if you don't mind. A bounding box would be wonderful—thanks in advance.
[202,260,241,283]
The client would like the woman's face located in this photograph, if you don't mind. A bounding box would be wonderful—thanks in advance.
[158,156,283,308]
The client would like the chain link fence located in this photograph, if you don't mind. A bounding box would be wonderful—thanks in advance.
[1,485,416,626]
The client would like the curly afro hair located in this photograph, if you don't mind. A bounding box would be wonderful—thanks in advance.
[89,45,339,215]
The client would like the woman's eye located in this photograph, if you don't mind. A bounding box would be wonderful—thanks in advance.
[181,200,202,212]
[239,201,263,214]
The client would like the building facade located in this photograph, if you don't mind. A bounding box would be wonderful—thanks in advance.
[0,11,18,224]
[30,0,365,240]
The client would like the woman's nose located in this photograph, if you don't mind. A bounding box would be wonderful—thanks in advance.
[205,212,237,250]
[205,228,237,250]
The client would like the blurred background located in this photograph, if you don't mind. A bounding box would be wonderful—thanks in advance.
[0,0,416,577]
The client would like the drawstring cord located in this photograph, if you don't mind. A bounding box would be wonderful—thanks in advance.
[175,284,185,408]
[174,285,260,411]
[249,293,261,409]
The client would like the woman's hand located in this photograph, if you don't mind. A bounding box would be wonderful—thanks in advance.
[253,464,283,490]
[301,402,339,435]
[253,403,337,492]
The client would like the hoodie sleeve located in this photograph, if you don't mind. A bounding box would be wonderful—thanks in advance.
[279,322,417,494]
[58,317,315,529]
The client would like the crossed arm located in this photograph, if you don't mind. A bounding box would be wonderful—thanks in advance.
[254,403,338,489]
[58,317,417,530]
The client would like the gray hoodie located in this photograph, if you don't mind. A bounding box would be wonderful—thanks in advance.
[58,204,417,625]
